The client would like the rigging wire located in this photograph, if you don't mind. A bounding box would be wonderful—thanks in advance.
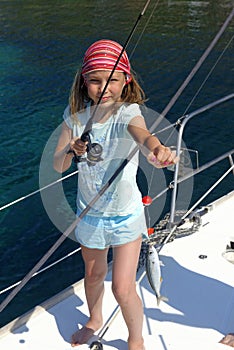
[149,6,234,131]
[182,33,234,116]
[147,9,234,157]
[1,5,233,314]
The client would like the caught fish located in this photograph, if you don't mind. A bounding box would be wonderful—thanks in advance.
[145,244,168,306]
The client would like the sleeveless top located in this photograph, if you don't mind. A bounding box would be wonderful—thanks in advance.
[63,103,145,217]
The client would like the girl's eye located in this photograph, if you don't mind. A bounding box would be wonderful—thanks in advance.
[89,79,99,83]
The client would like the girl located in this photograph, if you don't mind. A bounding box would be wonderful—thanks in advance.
[54,39,177,350]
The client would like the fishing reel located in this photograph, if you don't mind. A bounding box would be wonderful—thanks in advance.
[74,131,103,166]
[89,340,103,349]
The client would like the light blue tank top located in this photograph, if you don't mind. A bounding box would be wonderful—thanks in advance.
[63,103,144,216]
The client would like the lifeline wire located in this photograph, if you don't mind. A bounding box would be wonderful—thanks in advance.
[0,170,79,211]
[0,6,233,313]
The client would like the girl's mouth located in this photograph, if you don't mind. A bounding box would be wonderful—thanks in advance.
[100,96,110,101]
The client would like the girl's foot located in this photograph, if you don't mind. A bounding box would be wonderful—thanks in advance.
[71,318,103,347]
[219,333,234,347]
[71,326,95,347]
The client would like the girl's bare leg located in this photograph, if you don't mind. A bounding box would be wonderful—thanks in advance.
[112,237,144,350]
[71,246,108,346]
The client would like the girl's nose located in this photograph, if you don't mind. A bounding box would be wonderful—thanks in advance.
[99,81,107,93]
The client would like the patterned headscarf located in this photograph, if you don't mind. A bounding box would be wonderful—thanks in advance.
[81,39,132,83]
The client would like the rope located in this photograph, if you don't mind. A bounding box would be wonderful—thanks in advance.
[1,6,233,314]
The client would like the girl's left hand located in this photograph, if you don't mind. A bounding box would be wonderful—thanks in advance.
[147,145,179,168]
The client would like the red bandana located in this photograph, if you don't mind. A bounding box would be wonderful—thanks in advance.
[81,39,132,83]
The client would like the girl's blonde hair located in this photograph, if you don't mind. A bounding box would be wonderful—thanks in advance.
[69,69,146,123]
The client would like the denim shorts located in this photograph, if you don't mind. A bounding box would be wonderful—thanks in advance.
[75,206,148,250]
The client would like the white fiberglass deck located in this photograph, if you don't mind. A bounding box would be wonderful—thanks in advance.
[0,191,234,350]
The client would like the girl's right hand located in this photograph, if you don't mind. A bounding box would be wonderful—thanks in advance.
[69,137,88,156]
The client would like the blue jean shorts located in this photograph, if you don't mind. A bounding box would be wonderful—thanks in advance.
[75,206,148,250]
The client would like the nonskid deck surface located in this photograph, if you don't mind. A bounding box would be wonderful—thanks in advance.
[0,192,233,350]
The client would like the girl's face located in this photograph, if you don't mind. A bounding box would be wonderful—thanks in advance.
[84,70,126,105]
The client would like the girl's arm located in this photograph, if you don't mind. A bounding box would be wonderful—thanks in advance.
[128,115,178,168]
[53,122,87,173]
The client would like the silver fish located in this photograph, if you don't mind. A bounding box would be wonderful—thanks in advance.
[145,244,168,306]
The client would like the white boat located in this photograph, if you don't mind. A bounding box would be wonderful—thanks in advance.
[0,92,233,349]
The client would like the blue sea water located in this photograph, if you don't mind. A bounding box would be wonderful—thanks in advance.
[0,0,233,326]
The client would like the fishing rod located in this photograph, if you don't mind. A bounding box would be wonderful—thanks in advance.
[1,4,233,314]
[76,0,151,164]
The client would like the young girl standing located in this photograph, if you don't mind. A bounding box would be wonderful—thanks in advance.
[54,39,177,350]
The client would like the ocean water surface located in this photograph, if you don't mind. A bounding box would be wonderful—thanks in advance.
[0,0,233,326]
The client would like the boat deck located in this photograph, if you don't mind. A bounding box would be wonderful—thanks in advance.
[0,191,234,350]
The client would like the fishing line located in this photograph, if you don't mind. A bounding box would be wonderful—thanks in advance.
[1,5,233,314]
[144,165,155,229]
[129,0,161,60]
